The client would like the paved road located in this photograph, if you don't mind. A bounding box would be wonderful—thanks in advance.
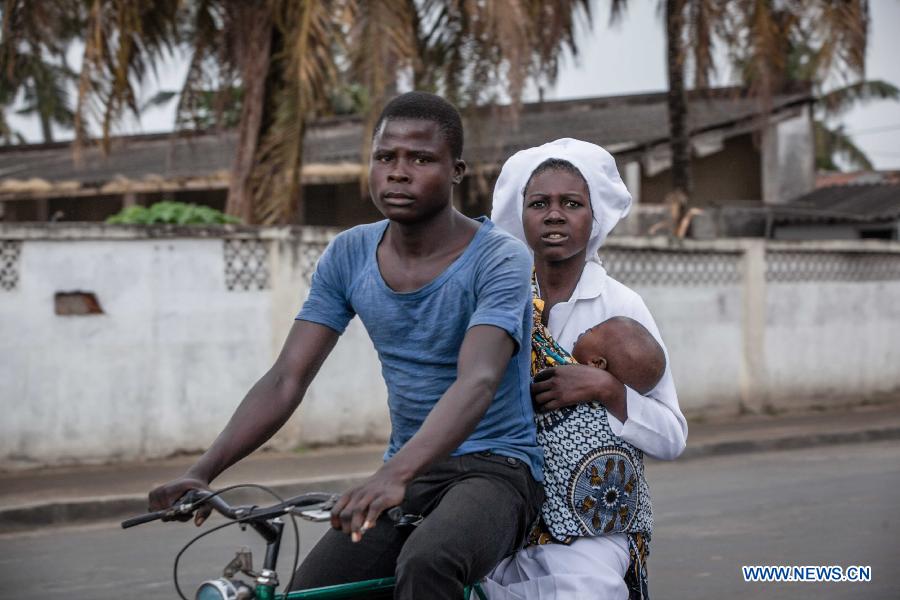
[1,441,898,599]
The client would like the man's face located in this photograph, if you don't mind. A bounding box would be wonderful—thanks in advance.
[369,118,465,224]
[522,168,593,263]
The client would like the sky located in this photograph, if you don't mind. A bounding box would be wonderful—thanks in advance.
[7,0,900,170]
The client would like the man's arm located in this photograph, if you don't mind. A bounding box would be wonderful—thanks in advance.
[331,324,515,541]
[148,321,339,519]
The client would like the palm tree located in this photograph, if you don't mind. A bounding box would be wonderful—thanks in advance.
[726,1,896,171]
[813,80,898,170]
[664,0,692,224]
[0,0,80,143]
[340,0,591,209]
[72,0,180,158]
[251,0,593,224]
[44,0,589,225]
[613,0,876,228]
[610,0,713,228]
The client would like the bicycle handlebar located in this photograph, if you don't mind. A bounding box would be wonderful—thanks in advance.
[120,490,338,529]
[121,509,171,529]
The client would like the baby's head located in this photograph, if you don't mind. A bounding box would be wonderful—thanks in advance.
[572,316,667,394]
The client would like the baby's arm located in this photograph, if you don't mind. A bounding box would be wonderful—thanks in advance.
[606,298,687,461]
[599,316,667,395]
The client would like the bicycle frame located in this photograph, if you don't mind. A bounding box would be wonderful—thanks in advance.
[279,577,395,599]
[280,578,486,599]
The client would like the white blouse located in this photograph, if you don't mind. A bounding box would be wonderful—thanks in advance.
[542,261,687,460]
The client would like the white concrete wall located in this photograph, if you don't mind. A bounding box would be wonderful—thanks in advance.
[762,106,816,204]
[0,225,389,468]
[1,226,899,467]
[764,279,900,406]
[636,282,745,415]
[1,236,271,464]
[599,238,900,417]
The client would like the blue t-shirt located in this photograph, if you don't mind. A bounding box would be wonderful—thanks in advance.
[296,217,542,480]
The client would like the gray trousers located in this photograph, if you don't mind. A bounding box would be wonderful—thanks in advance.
[290,452,544,600]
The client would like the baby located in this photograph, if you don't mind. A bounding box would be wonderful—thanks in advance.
[571,316,667,395]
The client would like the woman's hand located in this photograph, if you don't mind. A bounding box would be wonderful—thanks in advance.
[531,364,628,422]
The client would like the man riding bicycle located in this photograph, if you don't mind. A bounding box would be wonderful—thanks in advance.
[148,91,543,600]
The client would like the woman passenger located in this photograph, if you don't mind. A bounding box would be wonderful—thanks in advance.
[484,138,687,599]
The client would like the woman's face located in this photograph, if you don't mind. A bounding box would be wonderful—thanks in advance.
[522,167,593,263]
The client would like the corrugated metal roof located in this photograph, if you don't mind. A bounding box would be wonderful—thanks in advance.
[815,171,900,188]
[0,88,811,192]
[773,183,900,224]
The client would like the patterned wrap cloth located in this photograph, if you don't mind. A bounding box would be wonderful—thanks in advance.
[529,285,651,600]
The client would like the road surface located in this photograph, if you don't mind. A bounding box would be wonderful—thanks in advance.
[1,441,898,599]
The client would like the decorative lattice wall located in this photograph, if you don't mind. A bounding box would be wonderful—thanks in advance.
[0,240,21,291]
[766,251,900,283]
[216,237,900,292]
[297,242,329,285]
[600,248,742,286]
[223,239,269,291]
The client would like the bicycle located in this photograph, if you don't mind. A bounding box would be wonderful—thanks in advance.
[121,485,488,600]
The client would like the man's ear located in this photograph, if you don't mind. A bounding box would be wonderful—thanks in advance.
[591,357,608,370]
[452,159,467,185]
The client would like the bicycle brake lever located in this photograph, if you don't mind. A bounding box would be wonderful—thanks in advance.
[158,501,195,522]
[160,491,206,522]
[292,507,332,522]
[290,495,339,522]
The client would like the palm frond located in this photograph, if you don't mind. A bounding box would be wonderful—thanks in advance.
[682,0,732,90]
[0,105,24,144]
[609,0,629,25]
[812,0,868,83]
[526,0,591,87]
[1,0,80,142]
[176,0,241,132]
[345,0,416,196]
[348,0,415,106]
[252,0,351,225]
[140,89,177,112]
[814,120,873,171]
[408,0,589,107]
[75,0,179,156]
[819,79,899,116]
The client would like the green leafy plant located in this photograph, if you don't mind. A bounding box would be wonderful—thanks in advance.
[106,201,241,225]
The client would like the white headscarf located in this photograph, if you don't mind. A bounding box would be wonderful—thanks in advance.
[490,138,632,262]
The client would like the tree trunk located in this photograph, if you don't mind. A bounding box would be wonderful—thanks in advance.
[38,110,53,143]
[225,3,273,224]
[665,0,691,226]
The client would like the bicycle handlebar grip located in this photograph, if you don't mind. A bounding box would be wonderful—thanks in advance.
[121,510,166,529]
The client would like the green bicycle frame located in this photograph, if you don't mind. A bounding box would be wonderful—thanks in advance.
[265,577,487,599]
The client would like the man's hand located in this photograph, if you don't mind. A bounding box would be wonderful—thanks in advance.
[148,475,212,526]
[330,467,407,542]
[531,364,627,422]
